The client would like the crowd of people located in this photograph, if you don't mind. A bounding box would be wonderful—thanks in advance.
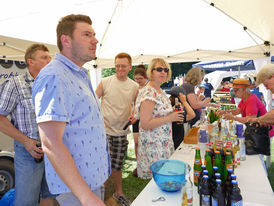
[0,13,274,206]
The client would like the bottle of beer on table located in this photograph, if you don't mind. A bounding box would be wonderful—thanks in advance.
[194,148,202,186]
[211,173,221,192]
[214,151,223,181]
[224,168,233,198]
[205,149,213,178]
[210,166,218,189]
[199,175,211,206]
[198,169,208,194]
[211,179,225,206]
[228,180,243,206]
[224,152,233,181]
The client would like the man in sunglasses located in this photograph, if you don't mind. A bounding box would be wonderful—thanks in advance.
[96,52,138,206]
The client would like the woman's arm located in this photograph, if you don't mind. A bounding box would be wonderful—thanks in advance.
[187,93,210,109]
[218,107,241,116]
[178,93,195,121]
[223,113,256,123]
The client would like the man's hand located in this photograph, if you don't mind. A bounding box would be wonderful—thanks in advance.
[23,138,43,159]
[223,113,234,120]
[129,115,137,124]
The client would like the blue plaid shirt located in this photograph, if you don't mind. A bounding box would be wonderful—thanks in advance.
[0,70,39,140]
[32,53,110,194]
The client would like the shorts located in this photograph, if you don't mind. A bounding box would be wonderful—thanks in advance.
[13,140,55,206]
[107,135,128,171]
[132,120,140,133]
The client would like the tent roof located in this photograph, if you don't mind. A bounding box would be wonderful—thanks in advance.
[0,35,58,61]
[204,0,274,46]
[0,0,272,68]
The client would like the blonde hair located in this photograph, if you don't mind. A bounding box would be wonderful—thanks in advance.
[147,58,171,81]
[185,67,205,86]
[257,64,274,84]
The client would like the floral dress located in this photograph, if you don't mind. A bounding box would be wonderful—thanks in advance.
[134,85,174,179]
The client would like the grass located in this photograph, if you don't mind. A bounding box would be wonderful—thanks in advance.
[122,148,150,202]
[104,134,150,205]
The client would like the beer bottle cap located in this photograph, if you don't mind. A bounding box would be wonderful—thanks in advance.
[228,168,233,173]
[201,165,206,169]
[231,174,237,179]
[213,166,218,171]
[216,179,222,184]
[215,173,221,177]
[202,175,209,179]
[203,170,208,174]
[232,180,238,184]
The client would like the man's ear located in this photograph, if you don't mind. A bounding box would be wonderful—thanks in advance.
[60,34,72,49]
[27,58,33,66]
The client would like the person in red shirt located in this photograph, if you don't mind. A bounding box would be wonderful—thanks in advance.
[218,78,266,123]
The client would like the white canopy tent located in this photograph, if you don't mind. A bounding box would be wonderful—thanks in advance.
[0,0,271,65]
[0,0,273,88]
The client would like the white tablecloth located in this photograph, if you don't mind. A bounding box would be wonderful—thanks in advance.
[131,143,274,206]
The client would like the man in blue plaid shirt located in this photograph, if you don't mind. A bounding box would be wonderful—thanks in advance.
[0,44,55,206]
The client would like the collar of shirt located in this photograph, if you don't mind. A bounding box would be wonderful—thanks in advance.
[55,53,89,75]
[24,69,34,83]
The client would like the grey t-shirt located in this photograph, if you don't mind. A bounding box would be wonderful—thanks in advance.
[182,82,200,127]
[182,82,195,95]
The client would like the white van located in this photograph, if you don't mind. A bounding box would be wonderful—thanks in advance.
[0,59,27,197]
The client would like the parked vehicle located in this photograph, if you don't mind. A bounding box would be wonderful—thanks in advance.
[0,59,27,197]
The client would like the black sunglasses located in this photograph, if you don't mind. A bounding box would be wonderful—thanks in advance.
[153,67,169,73]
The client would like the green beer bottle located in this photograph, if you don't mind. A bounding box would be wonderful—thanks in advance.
[205,149,213,179]
[224,152,233,182]
[194,148,202,186]
[214,151,223,182]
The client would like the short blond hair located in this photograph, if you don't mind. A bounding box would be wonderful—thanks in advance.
[257,64,274,84]
[147,58,171,81]
[185,67,205,86]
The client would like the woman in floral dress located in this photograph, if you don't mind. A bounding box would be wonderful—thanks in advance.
[134,58,184,179]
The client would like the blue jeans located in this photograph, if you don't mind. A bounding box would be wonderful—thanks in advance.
[13,140,54,206]
[56,185,105,206]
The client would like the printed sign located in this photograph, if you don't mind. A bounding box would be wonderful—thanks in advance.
[0,59,27,83]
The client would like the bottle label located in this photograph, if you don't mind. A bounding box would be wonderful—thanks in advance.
[226,164,233,170]
[201,194,210,206]
[195,159,201,164]
[194,170,201,184]
[211,197,218,206]
[232,200,243,206]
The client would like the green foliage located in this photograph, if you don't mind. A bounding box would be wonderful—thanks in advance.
[101,67,136,80]
[101,61,213,88]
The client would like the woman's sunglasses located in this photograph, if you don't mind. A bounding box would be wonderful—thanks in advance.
[153,67,169,73]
